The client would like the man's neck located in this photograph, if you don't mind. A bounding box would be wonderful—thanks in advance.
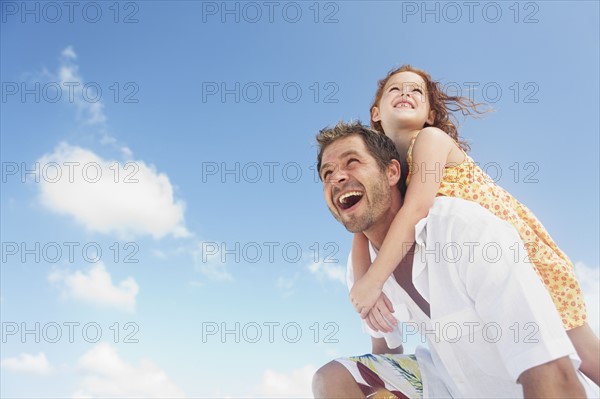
[363,195,402,251]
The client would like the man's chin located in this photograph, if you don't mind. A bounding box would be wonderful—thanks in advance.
[341,217,369,234]
[343,224,360,233]
[330,207,369,233]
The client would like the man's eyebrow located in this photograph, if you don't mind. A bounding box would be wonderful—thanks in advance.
[319,162,333,174]
[339,149,360,159]
[320,150,361,174]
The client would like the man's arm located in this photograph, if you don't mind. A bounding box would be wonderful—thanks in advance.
[451,201,586,396]
[372,337,403,355]
[519,357,586,398]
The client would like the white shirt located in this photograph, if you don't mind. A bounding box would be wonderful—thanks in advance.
[347,197,598,398]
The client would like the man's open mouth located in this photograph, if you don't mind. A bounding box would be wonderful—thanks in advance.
[337,191,364,211]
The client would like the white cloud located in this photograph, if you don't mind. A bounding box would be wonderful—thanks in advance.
[195,260,233,282]
[37,143,189,239]
[61,45,77,60]
[152,249,168,260]
[49,262,138,313]
[191,241,233,282]
[120,146,133,158]
[37,49,189,239]
[254,365,316,398]
[308,261,346,286]
[1,352,52,375]
[574,262,600,335]
[73,343,185,398]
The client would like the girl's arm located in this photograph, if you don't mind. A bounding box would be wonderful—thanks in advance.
[353,233,397,332]
[354,233,398,332]
[351,232,370,281]
[349,127,458,317]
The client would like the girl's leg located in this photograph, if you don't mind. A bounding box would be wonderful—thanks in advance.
[567,322,600,386]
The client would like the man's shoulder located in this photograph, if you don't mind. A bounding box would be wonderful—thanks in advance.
[424,197,520,243]
[430,196,489,217]
[429,197,513,229]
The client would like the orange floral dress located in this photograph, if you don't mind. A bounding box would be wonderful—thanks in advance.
[406,132,586,330]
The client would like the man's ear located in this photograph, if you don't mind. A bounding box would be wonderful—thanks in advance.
[387,159,401,186]
[371,106,381,123]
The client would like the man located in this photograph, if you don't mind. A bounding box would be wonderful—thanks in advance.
[312,121,596,398]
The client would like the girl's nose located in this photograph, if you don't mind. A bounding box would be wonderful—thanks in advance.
[397,90,410,99]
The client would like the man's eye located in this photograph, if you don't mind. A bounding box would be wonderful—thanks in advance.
[347,158,358,165]
[322,171,331,180]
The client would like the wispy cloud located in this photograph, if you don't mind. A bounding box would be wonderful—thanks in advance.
[37,143,189,239]
[58,46,107,127]
[1,352,52,375]
[191,241,234,282]
[276,274,298,297]
[61,46,77,60]
[307,260,346,286]
[49,262,138,313]
[73,343,186,398]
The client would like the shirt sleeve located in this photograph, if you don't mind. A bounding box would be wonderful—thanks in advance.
[454,207,579,382]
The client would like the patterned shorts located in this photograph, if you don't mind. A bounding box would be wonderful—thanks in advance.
[335,354,423,398]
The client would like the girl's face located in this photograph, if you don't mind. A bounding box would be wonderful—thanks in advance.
[371,71,435,135]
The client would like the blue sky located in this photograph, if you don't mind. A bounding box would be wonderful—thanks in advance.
[1,1,598,397]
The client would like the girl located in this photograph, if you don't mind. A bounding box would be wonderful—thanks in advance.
[349,65,600,385]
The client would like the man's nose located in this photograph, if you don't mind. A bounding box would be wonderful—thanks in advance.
[329,167,348,184]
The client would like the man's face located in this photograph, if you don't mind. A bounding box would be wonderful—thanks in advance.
[319,135,393,233]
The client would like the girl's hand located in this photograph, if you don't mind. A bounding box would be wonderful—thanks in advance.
[364,293,397,333]
[349,273,383,318]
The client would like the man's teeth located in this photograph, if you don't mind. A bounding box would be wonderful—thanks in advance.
[339,191,363,204]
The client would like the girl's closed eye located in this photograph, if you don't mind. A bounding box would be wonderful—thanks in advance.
[412,88,423,94]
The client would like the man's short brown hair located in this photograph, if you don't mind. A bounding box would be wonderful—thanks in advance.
[316,121,406,193]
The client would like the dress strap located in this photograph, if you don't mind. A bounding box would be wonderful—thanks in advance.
[406,133,420,163]
[405,131,422,186]
[406,129,468,186]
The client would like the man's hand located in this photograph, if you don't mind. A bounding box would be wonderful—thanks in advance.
[364,293,397,333]
[349,273,383,318]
